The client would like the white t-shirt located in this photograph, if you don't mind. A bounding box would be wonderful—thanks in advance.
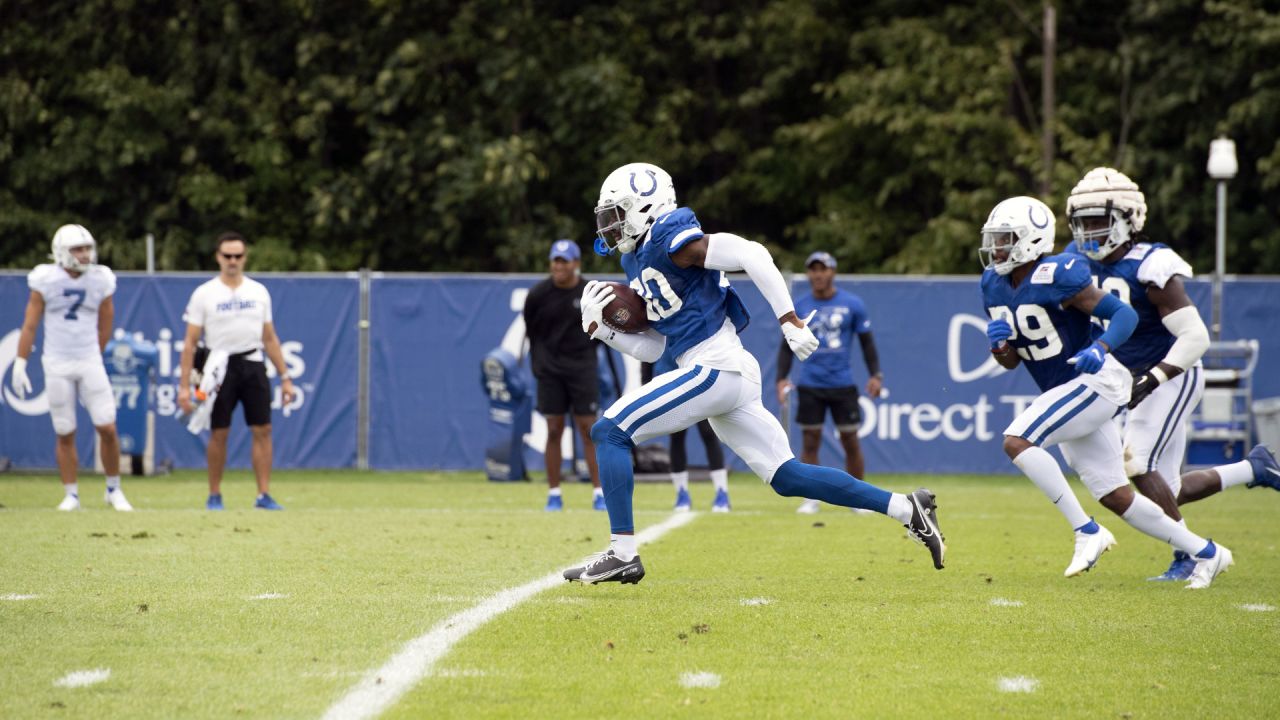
[28,263,117,361]
[183,276,274,354]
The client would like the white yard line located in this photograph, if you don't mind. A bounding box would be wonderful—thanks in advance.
[53,669,111,688]
[679,671,721,689]
[997,676,1039,693]
[1,593,41,601]
[321,511,698,720]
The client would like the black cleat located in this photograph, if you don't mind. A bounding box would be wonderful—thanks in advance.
[563,549,646,585]
[905,488,946,569]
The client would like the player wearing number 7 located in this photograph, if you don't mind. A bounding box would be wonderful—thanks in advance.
[563,162,946,585]
[980,196,1230,588]
[13,225,131,511]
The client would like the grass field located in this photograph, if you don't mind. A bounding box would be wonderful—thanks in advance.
[1,470,1278,719]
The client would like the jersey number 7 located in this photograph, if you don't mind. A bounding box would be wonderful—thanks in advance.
[63,288,87,320]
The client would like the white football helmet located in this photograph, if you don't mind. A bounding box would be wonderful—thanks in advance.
[593,162,677,255]
[51,224,97,272]
[1066,167,1147,260]
[979,196,1055,276]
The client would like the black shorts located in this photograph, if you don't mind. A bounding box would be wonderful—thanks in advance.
[211,357,272,429]
[536,371,599,417]
[796,385,862,429]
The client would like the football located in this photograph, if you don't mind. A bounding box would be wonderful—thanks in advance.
[601,282,649,334]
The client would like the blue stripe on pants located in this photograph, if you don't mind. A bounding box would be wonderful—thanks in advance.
[612,367,704,427]
[1148,365,1199,473]
[1030,391,1099,445]
[622,369,720,437]
[1018,384,1088,442]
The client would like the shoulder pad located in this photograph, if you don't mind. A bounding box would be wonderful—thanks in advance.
[1137,246,1194,288]
[651,207,703,253]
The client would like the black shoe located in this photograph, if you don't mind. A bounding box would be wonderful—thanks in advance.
[905,488,946,570]
[563,549,645,585]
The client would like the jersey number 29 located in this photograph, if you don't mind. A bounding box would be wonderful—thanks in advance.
[988,305,1063,361]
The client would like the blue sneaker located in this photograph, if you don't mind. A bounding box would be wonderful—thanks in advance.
[545,493,563,512]
[254,493,284,510]
[206,493,224,511]
[1148,550,1196,581]
[673,488,692,512]
[711,488,731,513]
[1246,444,1280,490]
[592,493,607,511]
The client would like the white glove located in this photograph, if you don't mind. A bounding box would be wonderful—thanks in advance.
[11,356,32,398]
[580,280,616,339]
[782,310,820,361]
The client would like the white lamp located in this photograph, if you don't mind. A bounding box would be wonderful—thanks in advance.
[1207,135,1237,340]
[1208,137,1238,180]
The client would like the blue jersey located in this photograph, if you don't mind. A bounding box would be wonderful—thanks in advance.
[792,289,870,388]
[618,207,750,361]
[1064,242,1181,373]
[981,253,1100,392]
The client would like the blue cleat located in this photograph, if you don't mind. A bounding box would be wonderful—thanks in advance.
[711,488,731,513]
[1246,444,1280,490]
[206,493,224,511]
[673,488,692,512]
[545,493,563,512]
[254,493,284,510]
[1148,550,1196,581]
[592,493,607,512]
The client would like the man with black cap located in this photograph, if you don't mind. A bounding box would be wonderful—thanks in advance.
[522,239,604,511]
[776,251,883,514]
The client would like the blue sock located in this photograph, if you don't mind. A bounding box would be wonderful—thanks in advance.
[1195,540,1217,559]
[769,459,891,514]
[1075,519,1100,534]
[591,418,636,534]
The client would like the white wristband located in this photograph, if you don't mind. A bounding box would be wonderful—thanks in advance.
[1149,366,1169,384]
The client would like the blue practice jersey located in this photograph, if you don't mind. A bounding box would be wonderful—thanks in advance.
[792,289,870,388]
[980,254,1100,392]
[1064,242,1181,373]
[618,207,750,361]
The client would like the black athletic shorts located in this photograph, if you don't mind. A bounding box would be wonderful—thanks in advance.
[211,355,273,429]
[536,370,599,417]
[796,385,862,429]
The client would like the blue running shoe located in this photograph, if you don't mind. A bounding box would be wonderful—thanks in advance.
[545,493,563,512]
[206,493,224,511]
[673,488,692,512]
[1246,444,1280,490]
[592,493,607,512]
[1148,550,1196,581]
[711,488,731,513]
[254,493,284,510]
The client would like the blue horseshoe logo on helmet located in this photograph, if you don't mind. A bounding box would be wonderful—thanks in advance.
[1028,203,1049,229]
[629,170,658,197]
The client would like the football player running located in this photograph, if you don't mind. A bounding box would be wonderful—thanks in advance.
[13,225,131,511]
[563,163,945,584]
[1064,167,1280,581]
[980,196,1230,589]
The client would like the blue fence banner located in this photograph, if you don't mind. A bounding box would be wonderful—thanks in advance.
[3,271,1276,475]
[103,335,159,455]
[1,272,358,470]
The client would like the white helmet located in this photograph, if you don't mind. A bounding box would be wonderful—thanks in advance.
[979,196,1055,276]
[51,224,97,272]
[1065,167,1147,260]
[593,162,677,256]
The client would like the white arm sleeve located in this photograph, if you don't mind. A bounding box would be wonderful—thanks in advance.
[1136,247,1194,288]
[702,232,795,319]
[1159,305,1210,371]
[598,328,667,364]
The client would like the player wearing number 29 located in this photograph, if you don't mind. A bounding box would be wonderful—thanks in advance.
[980,196,1231,588]
[1063,167,1279,582]
[562,162,946,585]
[13,225,132,511]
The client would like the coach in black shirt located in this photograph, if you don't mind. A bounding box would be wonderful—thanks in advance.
[522,239,603,512]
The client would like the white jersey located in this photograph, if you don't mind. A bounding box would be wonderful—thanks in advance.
[183,276,273,354]
[28,263,116,361]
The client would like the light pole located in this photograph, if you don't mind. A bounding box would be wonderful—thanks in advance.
[1207,136,1237,341]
